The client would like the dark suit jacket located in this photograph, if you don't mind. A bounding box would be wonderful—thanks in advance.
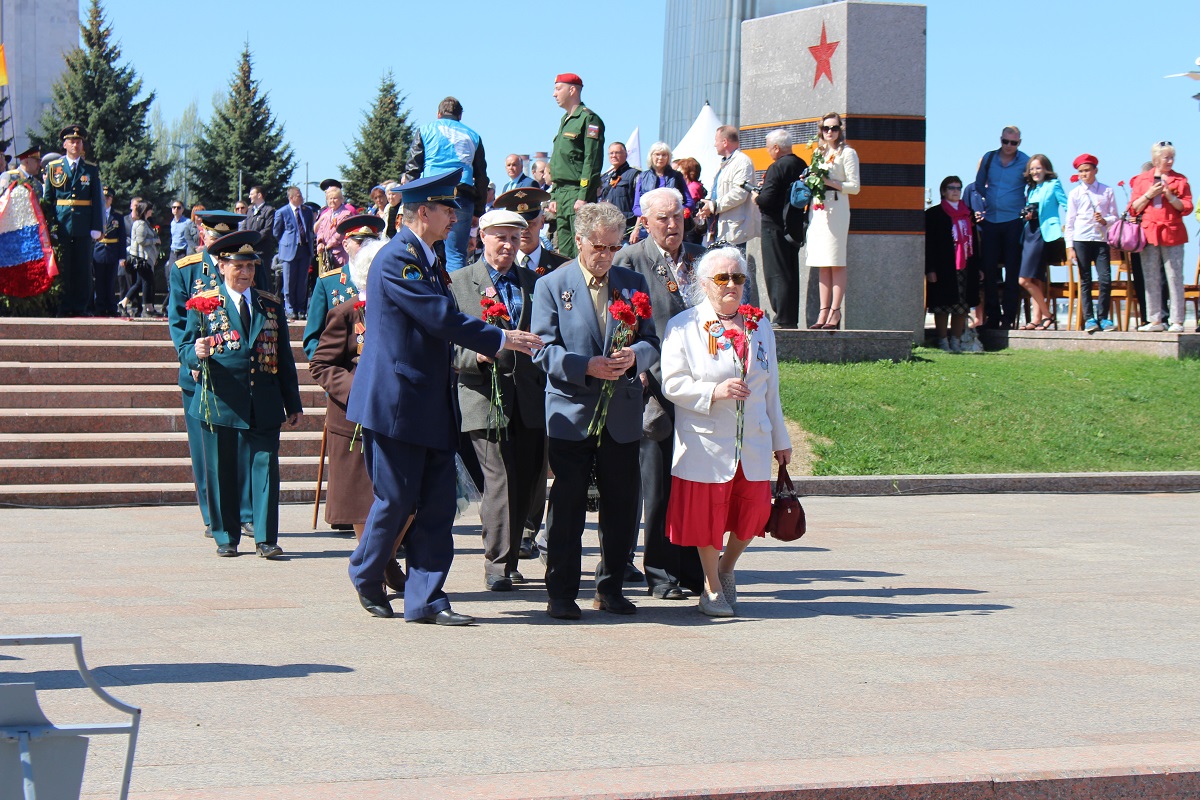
[345,227,503,451]
[756,152,808,242]
[450,258,544,432]
[613,237,703,386]
[244,202,277,257]
[272,203,314,263]
[531,262,659,444]
[523,245,569,275]
[309,300,362,437]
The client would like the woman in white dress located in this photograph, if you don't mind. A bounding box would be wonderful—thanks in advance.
[806,112,860,329]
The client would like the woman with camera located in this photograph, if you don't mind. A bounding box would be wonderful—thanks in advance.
[119,201,161,318]
[1129,142,1193,332]
[1016,155,1067,330]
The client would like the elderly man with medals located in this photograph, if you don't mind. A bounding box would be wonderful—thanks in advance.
[345,169,543,624]
[303,213,384,359]
[182,230,303,558]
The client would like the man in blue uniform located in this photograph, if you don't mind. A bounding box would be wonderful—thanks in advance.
[43,124,104,316]
[345,169,543,624]
[302,214,382,359]
[182,230,303,557]
[91,186,123,316]
[168,210,256,539]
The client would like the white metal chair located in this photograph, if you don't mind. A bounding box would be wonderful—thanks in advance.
[0,635,140,800]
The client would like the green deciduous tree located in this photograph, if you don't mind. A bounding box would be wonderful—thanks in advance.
[191,44,295,210]
[340,71,413,208]
[150,100,203,208]
[31,0,170,213]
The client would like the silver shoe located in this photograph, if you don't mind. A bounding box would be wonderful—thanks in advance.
[718,572,738,613]
[699,590,734,618]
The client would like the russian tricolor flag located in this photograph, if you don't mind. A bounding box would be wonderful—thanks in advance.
[0,181,57,298]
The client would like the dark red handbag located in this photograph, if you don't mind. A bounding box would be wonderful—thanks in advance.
[766,467,806,541]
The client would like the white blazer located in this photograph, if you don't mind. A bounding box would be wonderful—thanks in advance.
[661,302,790,483]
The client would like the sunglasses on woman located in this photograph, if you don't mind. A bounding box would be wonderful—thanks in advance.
[707,272,747,286]
[821,124,841,132]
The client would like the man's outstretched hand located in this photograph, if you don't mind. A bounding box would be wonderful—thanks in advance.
[500,330,544,356]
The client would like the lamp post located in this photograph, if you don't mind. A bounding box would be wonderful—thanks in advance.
[172,142,193,206]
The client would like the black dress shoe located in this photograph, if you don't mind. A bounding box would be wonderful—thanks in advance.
[649,583,687,601]
[216,544,238,557]
[204,525,213,539]
[518,537,536,560]
[624,563,645,583]
[593,594,636,615]
[383,560,406,594]
[547,599,582,620]
[256,543,283,559]
[241,521,254,536]
[407,609,474,626]
[358,590,394,618]
[485,575,514,592]
[506,569,526,584]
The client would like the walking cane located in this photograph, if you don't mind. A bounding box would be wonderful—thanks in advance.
[312,424,328,529]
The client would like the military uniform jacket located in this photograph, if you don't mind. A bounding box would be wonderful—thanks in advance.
[93,212,125,265]
[345,226,504,452]
[168,251,221,391]
[42,157,103,236]
[180,284,302,430]
[449,258,545,433]
[550,105,605,201]
[303,262,359,359]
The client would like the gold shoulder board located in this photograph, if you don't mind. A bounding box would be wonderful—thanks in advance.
[175,253,203,269]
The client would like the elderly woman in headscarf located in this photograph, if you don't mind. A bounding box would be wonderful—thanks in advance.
[660,246,792,618]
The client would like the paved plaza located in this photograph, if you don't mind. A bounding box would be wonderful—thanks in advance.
[2,492,1198,798]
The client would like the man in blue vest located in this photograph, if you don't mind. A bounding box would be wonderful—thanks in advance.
[404,97,488,272]
[345,169,544,624]
[43,124,104,316]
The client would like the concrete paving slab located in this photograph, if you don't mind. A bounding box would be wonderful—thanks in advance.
[0,493,1197,798]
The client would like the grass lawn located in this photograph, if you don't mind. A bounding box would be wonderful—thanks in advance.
[778,348,1200,475]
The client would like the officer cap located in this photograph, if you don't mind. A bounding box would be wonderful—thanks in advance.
[337,213,385,238]
[478,209,528,232]
[555,73,583,87]
[41,153,61,169]
[319,178,343,191]
[492,187,551,221]
[103,185,115,198]
[16,145,40,160]
[303,201,322,216]
[60,123,87,141]
[399,169,463,209]
[196,210,245,235]
[210,230,263,261]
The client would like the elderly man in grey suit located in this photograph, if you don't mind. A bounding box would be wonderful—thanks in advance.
[532,202,660,620]
[450,210,547,591]
[613,187,707,600]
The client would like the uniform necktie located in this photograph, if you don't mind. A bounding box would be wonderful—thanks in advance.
[519,252,530,269]
[238,294,251,332]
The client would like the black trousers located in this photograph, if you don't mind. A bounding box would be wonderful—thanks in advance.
[979,219,1024,327]
[59,235,95,316]
[639,433,705,594]
[761,219,800,327]
[545,430,639,601]
[471,412,545,578]
[1074,240,1111,321]
[91,258,118,316]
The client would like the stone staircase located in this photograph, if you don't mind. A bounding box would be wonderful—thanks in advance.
[0,318,325,508]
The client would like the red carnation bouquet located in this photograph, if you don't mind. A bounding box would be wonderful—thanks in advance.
[588,290,652,438]
[185,294,222,423]
[480,296,512,438]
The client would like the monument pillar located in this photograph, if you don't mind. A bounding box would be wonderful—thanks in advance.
[740,1,926,338]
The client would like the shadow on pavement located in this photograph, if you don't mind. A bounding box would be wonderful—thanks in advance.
[0,662,354,690]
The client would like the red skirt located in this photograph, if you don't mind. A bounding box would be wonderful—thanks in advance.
[665,464,772,550]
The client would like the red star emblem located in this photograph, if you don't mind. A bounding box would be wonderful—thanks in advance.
[808,22,840,88]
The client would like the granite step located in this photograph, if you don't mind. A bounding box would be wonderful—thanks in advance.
[0,456,320,486]
[0,362,317,386]
[0,480,318,508]
[0,317,306,341]
[0,431,323,459]
[0,407,326,434]
[0,384,327,409]
[0,339,307,363]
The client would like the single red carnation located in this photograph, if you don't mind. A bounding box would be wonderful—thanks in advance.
[353,300,365,310]
[609,299,636,327]
[185,295,220,315]
[630,290,653,318]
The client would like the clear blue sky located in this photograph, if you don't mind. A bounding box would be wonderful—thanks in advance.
[101,0,1198,263]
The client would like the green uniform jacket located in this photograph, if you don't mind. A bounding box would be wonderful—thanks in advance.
[168,251,222,391]
[42,157,103,235]
[550,105,605,202]
[181,284,302,431]
[303,263,359,359]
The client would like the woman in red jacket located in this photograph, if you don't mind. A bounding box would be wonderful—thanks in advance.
[1129,142,1193,332]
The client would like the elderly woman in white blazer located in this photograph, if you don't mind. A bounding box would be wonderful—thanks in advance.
[660,246,792,617]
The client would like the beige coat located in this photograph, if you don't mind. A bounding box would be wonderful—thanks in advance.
[710,149,760,245]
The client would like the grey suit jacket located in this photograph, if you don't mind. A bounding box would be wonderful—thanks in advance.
[451,258,544,433]
[531,261,660,444]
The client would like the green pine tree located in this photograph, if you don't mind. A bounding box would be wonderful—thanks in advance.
[191,44,296,210]
[31,0,170,213]
[340,71,413,208]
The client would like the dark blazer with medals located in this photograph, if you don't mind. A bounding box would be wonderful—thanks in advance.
[43,157,103,236]
[450,258,544,433]
[303,261,359,359]
[523,244,569,276]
